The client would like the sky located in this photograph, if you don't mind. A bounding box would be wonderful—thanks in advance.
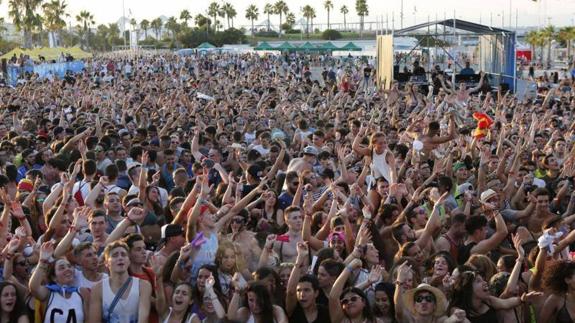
[1,0,574,30]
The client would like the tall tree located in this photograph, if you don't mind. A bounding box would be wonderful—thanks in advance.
[180,10,191,27]
[129,18,138,43]
[207,2,220,33]
[274,1,288,37]
[245,4,259,35]
[42,0,68,47]
[76,10,94,48]
[556,27,575,63]
[150,17,163,39]
[165,16,179,41]
[221,2,235,29]
[285,12,295,31]
[541,25,555,68]
[324,0,333,30]
[340,5,349,30]
[8,0,43,48]
[194,14,211,30]
[140,19,150,38]
[302,5,314,36]
[355,0,368,37]
[264,3,274,32]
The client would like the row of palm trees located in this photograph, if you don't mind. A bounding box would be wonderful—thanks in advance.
[525,26,575,67]
[244,0,368,37]
[2,0,372,49]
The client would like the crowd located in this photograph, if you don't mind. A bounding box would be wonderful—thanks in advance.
[0,50,573,323]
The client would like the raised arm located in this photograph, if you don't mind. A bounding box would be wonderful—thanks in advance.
[29,241,55,302]
[352,126,371,157]
[471,210,508,255]
[329,258,362,323]
[286,242,308,316]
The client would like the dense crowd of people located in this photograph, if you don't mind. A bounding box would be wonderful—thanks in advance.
[0,50,574,323]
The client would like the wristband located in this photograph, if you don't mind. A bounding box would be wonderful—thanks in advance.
[346,264,354,272]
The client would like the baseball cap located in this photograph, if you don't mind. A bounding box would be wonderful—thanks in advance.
[247,164,263,178]
[160,224,184,241]
[303,146,319,156]
[126,198,143,207]
[480,189,498,204]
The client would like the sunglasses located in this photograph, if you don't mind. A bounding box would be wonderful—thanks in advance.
[340,295,360,306]
[291,182,300,186]
[232,218,245,224]
[415,294,435,303]
[15,261,27,266]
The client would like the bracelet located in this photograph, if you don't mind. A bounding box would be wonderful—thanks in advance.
[346,264,354,272]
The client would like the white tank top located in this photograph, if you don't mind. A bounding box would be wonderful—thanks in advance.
[162,308,198,323]
[371,149,392,183]
[43,291,84,323]
[102,277,140,323]
[74,268,108,290]
[191,233,218,279]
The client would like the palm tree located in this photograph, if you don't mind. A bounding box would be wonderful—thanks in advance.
[228,7,237,28]
[42,0,68,47]
[0,18,7,37]
[355,0,368,38]
[274,1,288,36]
[324,0,333,30]
[140,19,150,38]
[8,0,43,48]
[264,3,274,32]
[302,5,314,36]
[129,18,138,44]
[194,14,211,30]
[541,25,555,68]
[151,17,163,39]
[207,2,220,33]
[221,2,235,29]
[525,30,545,63]
[285,12,295,31]
[180,9,191,27]
[245,4,259,35]
[340,5,349,31]
[165,16,179,41]
[556,26,575,63]
[76,10,95,48]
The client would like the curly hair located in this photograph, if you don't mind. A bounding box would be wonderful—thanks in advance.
[542,260,575,294]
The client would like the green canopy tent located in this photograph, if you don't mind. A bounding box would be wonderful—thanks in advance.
[297,41,318,52]
[196,42,216,49]
[254,41,276,50]
[318,42,339,51]
[339,42,362,51]
[275,41,296,51]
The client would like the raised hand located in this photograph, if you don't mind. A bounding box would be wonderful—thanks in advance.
[127,207,146,224]
[40,241,55,261]
[296,241,309,259]
[179,244,194,262]
[512,234,525,260]
[264,234,276,251]
[367,265,384,284]
[10,201,26,220]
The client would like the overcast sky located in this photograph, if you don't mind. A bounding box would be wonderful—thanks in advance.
[0,0,574,29]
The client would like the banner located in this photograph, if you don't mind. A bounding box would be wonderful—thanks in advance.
[6,61,85,86]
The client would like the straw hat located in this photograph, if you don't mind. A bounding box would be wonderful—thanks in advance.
[403,283,447,317]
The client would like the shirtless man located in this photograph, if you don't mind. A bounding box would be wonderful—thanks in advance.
[287,146,317,174]
[267,206,304,264]
[527,188,555,236]
[407,113,457,161]
[227,210,262,271]
[438,71,485,106]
